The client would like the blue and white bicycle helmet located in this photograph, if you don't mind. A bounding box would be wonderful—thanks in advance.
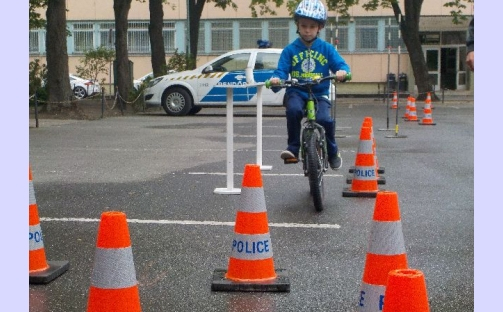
[294,0,327,26]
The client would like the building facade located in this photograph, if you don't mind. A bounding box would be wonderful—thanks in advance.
[29,0,474,94]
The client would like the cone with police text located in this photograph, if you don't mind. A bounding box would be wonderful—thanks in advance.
[87,211,142,312]
[29,166,69,284]
[343,126,380,197]
[358,191,408,312]
[390,92,398,109]
[419,96,436,125]
[348,117,385,183]
[382,269,430,312]
[212,164,290,292]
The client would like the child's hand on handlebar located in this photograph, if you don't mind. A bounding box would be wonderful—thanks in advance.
[268,77,282,86]
[335,70,347,82]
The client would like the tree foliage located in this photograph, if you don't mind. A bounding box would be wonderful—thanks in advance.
[29,0,48,29]
[29,59,48,102]
[76,46,115,86]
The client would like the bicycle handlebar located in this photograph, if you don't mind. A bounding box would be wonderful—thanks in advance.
[265,72,352,89]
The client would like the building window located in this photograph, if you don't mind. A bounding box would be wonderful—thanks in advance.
[268,20,290,48]
[385,20,403,50]
[100,23,115,49]
[420,32,440,45]
[128,22,150,54]
[211,21,233,53]
[197,22,206,54]
[325,24,348,51]
[163,22,176,53]
[240,20,262,49]
[73,22,94,53]
[30,31,41,54]
[355,19,378,51]
[441,31,465,45]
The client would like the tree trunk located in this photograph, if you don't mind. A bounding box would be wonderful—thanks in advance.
[149,0,166,77]
[46,0,72,111]
[114,0,132,110]
[392,0,434,101]
[188,0,206,68]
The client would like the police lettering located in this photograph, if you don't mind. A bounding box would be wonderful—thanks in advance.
[359,290,385,311]
[355,169,375,178]
[29,230,43,243]
[232,239,270,254]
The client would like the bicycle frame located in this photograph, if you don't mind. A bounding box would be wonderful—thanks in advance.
[265,73,351,211]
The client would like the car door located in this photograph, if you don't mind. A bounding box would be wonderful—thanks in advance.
[197,52,252,105]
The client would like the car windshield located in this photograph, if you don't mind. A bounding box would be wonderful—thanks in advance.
[210,53,251,72]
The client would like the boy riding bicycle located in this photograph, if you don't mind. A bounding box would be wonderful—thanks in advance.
[268,0,350,170]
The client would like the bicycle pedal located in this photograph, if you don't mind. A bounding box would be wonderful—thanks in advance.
[284,158,299,164]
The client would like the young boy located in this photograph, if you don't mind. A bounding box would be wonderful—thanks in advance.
[268,0,350,169]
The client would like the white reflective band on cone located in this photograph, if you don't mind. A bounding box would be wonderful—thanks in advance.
[29,224,44,251]
[29,180,36,205]
[358,140,373,154]
[238,187,267,213]
[367,221,406,255]
[359,283,386,312]
[91,247,137,289]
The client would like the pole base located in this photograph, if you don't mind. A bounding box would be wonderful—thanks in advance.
[342,188,378,198]
[29,260,70,284]
[211,268,290,292]
[214,188,241,195]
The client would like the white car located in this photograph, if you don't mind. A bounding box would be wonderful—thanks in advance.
[70,74,101,99]
[134,70,177,91]
[133,72,154,91]
[143,49,285,116]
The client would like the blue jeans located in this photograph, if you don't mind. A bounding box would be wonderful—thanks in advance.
[283,92,337,158]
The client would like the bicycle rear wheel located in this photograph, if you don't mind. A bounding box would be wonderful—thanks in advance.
[305,130,325,212]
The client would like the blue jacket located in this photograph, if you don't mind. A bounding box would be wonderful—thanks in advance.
[271,37,350,100]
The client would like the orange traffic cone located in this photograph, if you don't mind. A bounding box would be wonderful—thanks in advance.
[87,211,142,312]
[212,164,290,292]
[406,97,419,122]
[29,166,69,284]
[402,96,411,120]
[348,117,385,184]
[390,92,398,109]
[426,92,434,109]
[358,191,408,312]
[419,97,436,125]
[343,126,380,198]
[382,269,430,312]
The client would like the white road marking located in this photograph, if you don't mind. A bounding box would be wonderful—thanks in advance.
[40,217,341,229]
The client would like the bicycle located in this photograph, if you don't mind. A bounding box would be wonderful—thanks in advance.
[265,73,351,212]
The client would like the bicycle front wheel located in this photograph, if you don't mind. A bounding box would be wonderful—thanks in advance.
[305,130,325,212]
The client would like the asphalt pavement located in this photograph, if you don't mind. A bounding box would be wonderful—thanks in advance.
[28,96,474,311]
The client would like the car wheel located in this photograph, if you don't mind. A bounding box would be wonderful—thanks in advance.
[73,86,87,99]
[161,87,193,116]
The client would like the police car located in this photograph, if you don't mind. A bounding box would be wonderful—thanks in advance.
[143,49,286,116]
